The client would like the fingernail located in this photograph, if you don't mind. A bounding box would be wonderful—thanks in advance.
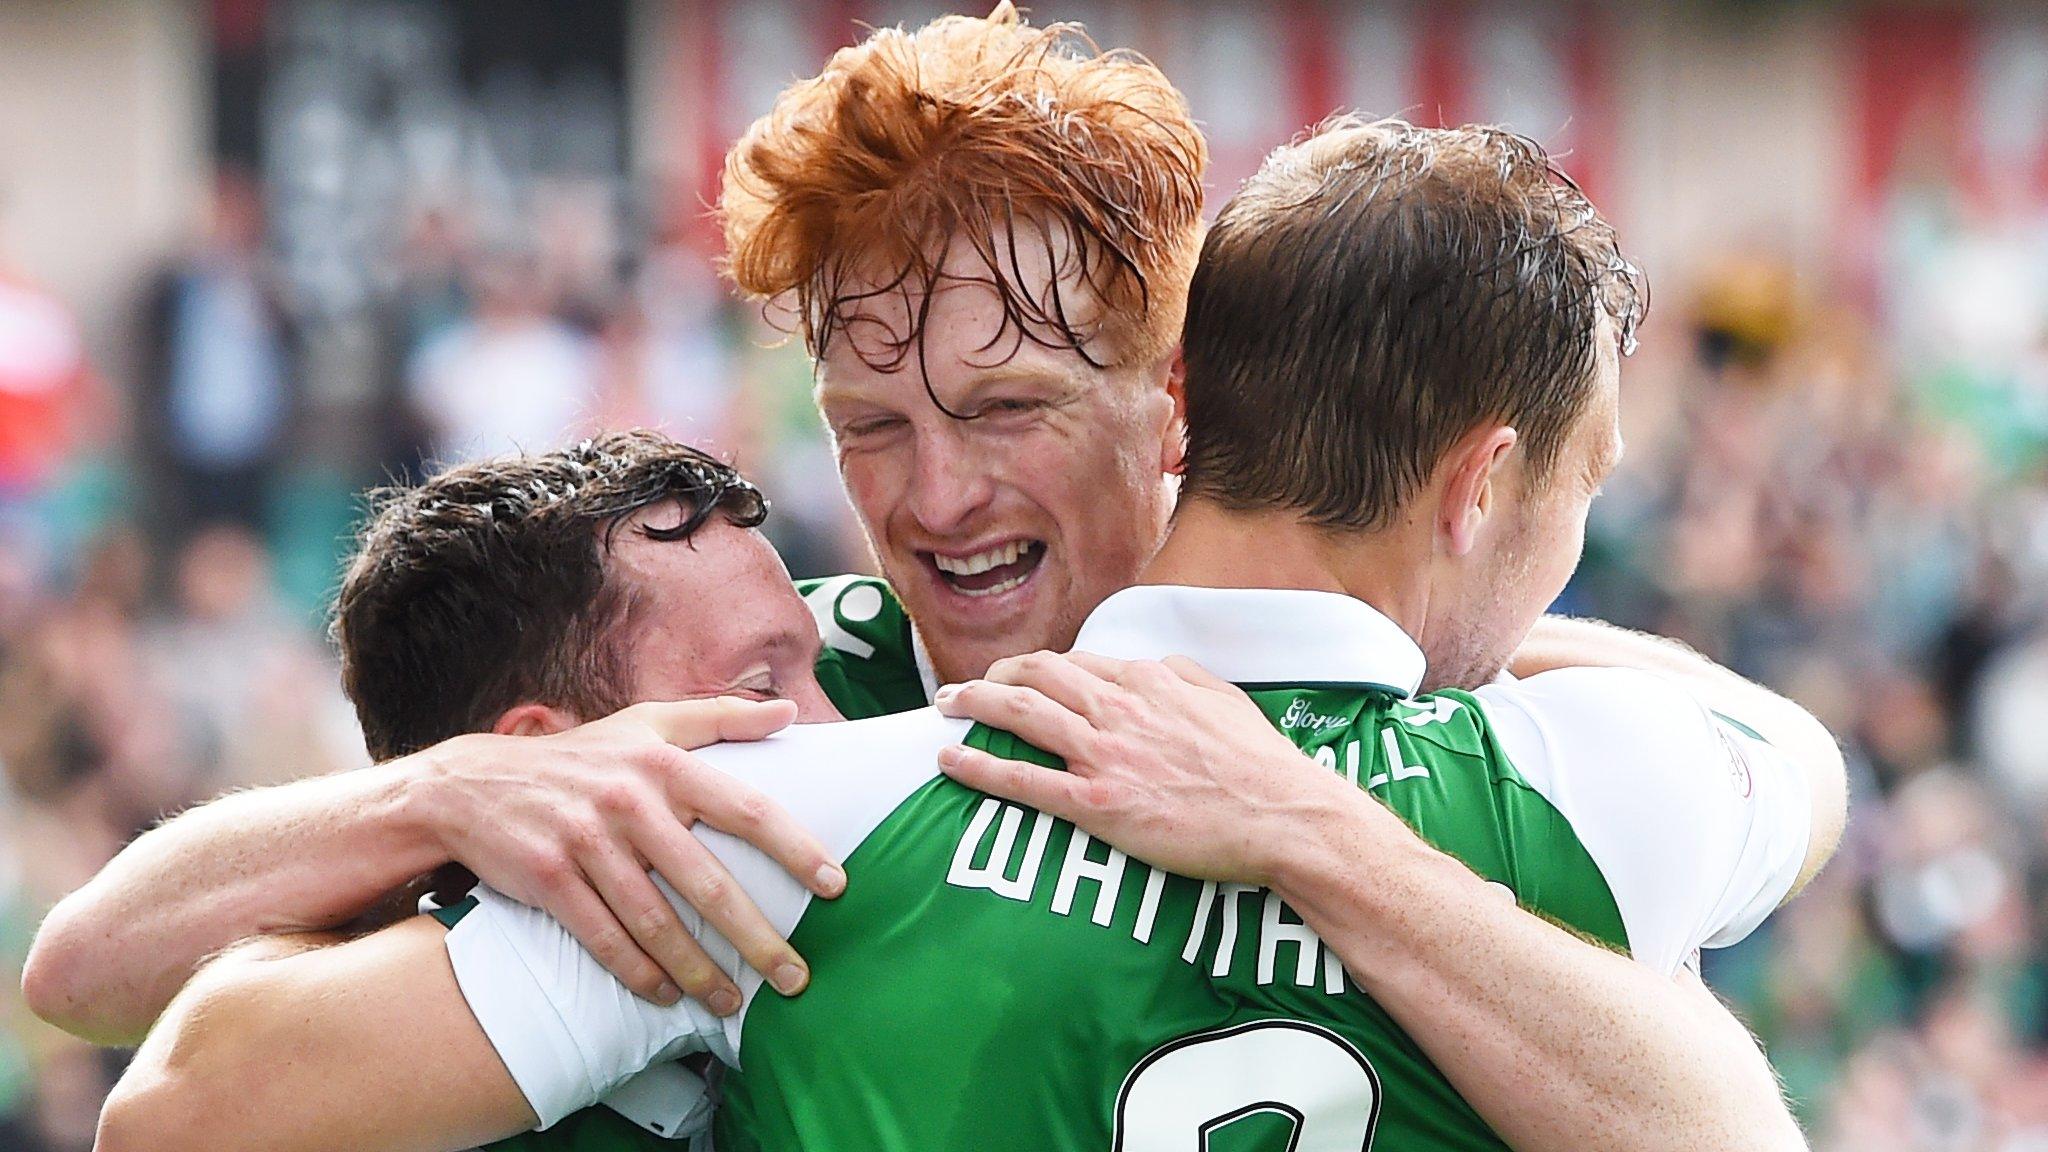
[707,987,741,1016]
[655,981,681,1005]
[938,744,966,768]
[772,963,809,996]
[814,863,846,895]
[934,684,959,706]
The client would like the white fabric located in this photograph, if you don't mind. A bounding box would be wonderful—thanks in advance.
[444,708,970,1128]
[1475,667,1813,975]
[595,1057,716,1138]
[1073,585,1426,696]
[444,584,1809,1127]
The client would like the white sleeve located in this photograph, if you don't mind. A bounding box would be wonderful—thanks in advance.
[441,708,970,1129]
[1474,667,1813,975]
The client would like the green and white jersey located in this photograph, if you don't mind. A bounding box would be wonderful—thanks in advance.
[797,575,934,720]
[445,585,1811,1152]
[452,576,928,1149]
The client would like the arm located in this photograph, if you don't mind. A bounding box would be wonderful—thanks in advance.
[1509,614,1846,892]
[28,759,445,1047]
[936,651,1811,1152]
[29,698,836,1046]
[95,917,539,1152]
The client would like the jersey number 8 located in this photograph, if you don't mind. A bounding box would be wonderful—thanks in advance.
[1112,1020,1383,1151]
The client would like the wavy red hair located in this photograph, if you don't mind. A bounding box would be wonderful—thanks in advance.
[719,2,1207,373]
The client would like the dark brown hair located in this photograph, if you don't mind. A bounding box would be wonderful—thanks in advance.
[1180,116,1647,530]
[331,431,767,761]
[718,2,1206,388]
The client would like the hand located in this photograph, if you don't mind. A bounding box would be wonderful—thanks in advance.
[410,697,843,1014]
[932,652,1354,887]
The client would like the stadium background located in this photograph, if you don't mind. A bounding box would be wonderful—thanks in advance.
[1,0,2046,1147]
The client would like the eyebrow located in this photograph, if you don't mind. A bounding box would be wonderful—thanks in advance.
[815,360,1083,408]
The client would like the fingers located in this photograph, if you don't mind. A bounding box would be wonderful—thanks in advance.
[628,697,797,749]
[639,828,812,1003]
[663,756,846,899]
[971,651,1114,721]
[1159,654,1244,695]
[937,744,1090,823]
[539,863,684,1008]
[576,843,738,1012]
[933,680,1099,765]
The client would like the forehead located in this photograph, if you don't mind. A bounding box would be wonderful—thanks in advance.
[605,511,805,644]
[816,222,1118,394]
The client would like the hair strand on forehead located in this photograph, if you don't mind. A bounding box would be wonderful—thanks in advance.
[718,3,1206,405]
[331,431,768,761]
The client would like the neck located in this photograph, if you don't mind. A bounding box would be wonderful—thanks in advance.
[1139,499,1434,641]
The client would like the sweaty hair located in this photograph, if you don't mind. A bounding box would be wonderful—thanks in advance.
[719,2,1206,391]
[331,431,768,761]
[1180,116,1647,530]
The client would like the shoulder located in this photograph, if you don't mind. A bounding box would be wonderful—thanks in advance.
[1472,667,1728,782]
[1472,668,1812,971]
[690,710,973,862]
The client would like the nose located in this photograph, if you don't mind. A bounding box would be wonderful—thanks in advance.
[904,423,996,536]
[790,674,844,723]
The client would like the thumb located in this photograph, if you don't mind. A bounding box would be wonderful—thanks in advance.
[635,697,798,749]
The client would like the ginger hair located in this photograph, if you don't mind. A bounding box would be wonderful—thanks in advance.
[719,2,1206,378]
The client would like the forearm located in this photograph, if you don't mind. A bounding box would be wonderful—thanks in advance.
[96,919,534,1152]
[28,754,449,1046]
[1272,788,1803,1152]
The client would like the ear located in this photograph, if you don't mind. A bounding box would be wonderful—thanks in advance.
[1437,425,1519,557]
[493,702,579,739]
[1159,348,1189,477]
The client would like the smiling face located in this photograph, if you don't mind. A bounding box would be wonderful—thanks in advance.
[815,232,1183,684]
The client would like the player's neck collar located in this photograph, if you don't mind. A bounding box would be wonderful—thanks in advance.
[1072,584,1426,698]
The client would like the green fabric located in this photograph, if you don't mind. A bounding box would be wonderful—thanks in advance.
[798,575,930,720]
[717,682,1626,1152]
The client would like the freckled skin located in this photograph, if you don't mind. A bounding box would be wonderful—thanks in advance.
[606,506,841,723]
[815,232,1182,687]
[1418,322,1624,692]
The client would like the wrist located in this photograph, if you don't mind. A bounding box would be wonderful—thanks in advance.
[1259,769,1395,894]
[383,736,475,866]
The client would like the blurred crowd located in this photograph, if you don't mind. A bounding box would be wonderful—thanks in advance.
[1,163,2047,1150]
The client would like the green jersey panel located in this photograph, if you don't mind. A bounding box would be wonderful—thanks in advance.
[716,686,1624,1152]
[799,575,929,720]
[445,586,1810,1152]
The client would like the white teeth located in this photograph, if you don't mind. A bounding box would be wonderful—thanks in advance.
[952,572,1031,598]
[933,541,1032,577]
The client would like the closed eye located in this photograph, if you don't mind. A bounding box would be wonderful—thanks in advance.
[838,415,907,439]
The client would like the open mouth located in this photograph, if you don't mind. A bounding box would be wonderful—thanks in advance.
[924,540,1047,599]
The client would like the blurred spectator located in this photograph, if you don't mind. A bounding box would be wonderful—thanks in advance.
[405,247,598,466]
[135,168,296,546]
[0,224,101,576]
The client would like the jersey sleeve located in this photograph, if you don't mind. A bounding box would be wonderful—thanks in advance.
[440,708,971,1129]
[1473,667,1813,975]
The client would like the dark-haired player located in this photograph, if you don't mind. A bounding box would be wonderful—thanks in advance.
[53,9,1830,1152]
[97,117,1838,1152]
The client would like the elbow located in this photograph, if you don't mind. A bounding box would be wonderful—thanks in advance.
[22,912,98,1037]
[96,969,275,1152]
[22,911,145,1047]
[96,1071,228,1152]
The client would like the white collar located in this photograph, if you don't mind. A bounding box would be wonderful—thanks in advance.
[1071,584,1425,697]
